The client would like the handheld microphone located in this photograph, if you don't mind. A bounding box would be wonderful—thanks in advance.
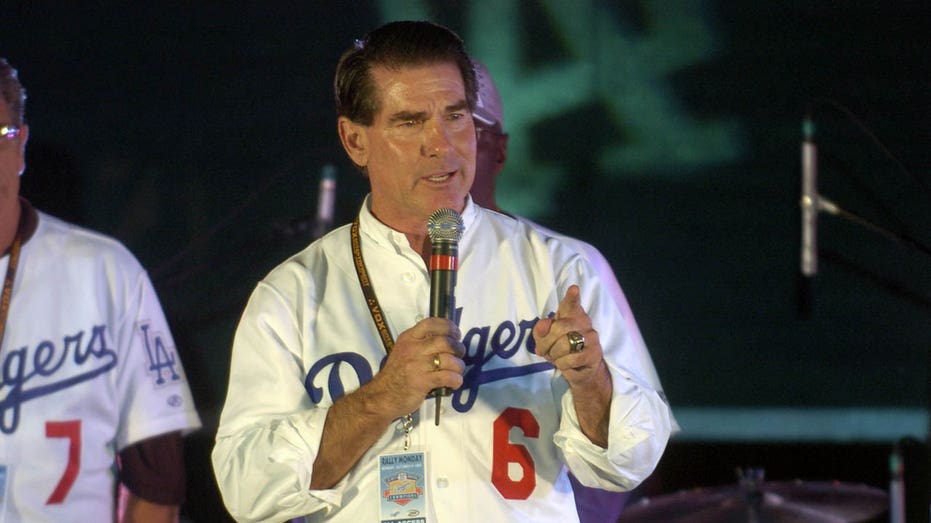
[426,207,464,425]
[313,164,337,239]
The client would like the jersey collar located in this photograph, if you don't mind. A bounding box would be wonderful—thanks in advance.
[358,194,478,253]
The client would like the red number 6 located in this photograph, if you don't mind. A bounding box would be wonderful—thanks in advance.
[491,407,539,499]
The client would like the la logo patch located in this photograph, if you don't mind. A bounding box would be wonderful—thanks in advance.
[138,322,181,386]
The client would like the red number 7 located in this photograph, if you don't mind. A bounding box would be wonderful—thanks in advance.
[45,420,81,504]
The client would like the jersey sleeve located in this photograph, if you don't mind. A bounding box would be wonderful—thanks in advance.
[212,281,336,523]
[113,265,202,451]
[550,251,675,491]
[118,432,186,504]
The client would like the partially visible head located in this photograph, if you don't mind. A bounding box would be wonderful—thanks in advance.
[0,58,28,233]
[0,58,26,127]
[470,59,508,210]
[471,59,503,134]
[335,21,477,127]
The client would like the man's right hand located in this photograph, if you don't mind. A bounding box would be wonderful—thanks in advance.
[368,317,466,419]
[312,318,465,490]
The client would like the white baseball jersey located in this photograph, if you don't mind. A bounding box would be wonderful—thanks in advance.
[0,209,202,522]
[213,197,674,523]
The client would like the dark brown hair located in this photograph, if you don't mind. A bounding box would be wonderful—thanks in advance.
[334,21,477,126]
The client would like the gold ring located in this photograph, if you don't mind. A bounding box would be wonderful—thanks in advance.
[567,331,586,353]
[433,353,441,371]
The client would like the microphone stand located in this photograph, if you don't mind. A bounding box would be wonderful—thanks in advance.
[803,99,931,519]
[815,196,931,260]
[811,193,931,523]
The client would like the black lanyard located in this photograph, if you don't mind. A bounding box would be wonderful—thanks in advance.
[351,217,420,447]
[350,217,395,353]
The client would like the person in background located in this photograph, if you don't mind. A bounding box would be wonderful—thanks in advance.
[0,57,201,523]
[212,21,674,522]
[469,58,678,522]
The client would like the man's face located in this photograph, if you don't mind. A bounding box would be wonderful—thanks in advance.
[0,100,26,217]
[346,62,476,229]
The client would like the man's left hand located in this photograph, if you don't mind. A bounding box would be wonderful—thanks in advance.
[532,285,606,386]
[532,284,612,446]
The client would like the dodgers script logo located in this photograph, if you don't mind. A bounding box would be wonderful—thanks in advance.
[0,325,117,434]
[304,310,553,412]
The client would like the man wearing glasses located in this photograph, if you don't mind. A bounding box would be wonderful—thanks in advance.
[0,58,201,522]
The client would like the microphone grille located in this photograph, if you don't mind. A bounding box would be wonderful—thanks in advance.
[427,208,464,243]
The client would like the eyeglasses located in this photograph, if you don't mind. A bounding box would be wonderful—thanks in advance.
[475,125,506,139]
[1,125,21,140]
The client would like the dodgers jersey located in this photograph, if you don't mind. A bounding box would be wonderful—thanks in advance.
[213,197,674,523]
[0,209,201,522]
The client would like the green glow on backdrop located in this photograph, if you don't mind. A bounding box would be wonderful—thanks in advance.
[377,0,928,443]
[380,0,742,217]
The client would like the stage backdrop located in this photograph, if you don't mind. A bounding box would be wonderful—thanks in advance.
[8,0,929,447]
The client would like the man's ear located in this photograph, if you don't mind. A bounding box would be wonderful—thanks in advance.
[338,117,369,169]
[496,133,509,168]
[17,124,29,175]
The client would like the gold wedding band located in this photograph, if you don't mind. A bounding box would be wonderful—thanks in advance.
[567,331,586,353]
[433,353,441,371]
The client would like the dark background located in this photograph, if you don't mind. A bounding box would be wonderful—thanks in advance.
[5,1,929,521]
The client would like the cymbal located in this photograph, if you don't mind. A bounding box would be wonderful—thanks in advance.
[618,480,888,523]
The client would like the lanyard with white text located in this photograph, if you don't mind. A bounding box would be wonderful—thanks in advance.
[350,217,415,449]
[0,209,26,354]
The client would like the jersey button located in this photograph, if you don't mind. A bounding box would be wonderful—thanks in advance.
[436,477,449,488]
[401,272,414,283]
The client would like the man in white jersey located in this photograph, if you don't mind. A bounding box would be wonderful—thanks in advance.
[469,58,677,523]
[0,58,201,522]
[212,21,674,523]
